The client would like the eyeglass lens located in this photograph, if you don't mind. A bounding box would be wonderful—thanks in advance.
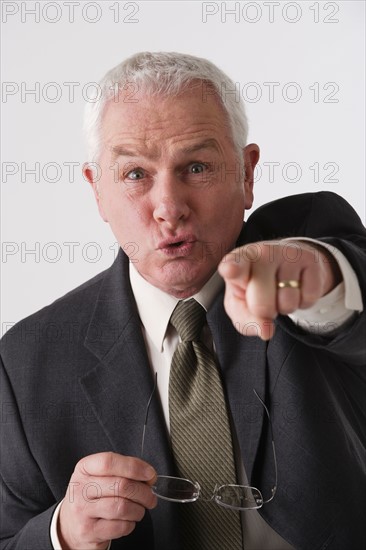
[152,476,200,502]
[214,484,263,509]
[152,476,264,509]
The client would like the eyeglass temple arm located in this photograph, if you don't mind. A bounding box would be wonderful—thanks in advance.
[141,372,158,458]
[253,389,278,504]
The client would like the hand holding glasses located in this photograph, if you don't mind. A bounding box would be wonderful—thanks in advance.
[141,373,277,511]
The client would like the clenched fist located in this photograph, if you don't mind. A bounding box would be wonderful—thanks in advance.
[218,240,342,340]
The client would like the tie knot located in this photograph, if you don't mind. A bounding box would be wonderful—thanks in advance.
[170,299,206,342]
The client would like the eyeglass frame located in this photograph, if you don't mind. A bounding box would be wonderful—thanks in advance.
[141,372,277,510]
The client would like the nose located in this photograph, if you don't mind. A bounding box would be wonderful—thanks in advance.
[152,171,190,229]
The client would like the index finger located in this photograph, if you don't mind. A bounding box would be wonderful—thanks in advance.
[76,452,157,483]
[218,247,252,289]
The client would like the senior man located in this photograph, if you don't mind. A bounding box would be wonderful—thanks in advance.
[1,52,365,550]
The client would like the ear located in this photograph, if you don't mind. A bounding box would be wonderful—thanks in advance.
[243,143,260,210]
[83,162,108,222]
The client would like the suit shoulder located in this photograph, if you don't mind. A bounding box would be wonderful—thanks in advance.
[244,192,365,242]
[53,266,108,305]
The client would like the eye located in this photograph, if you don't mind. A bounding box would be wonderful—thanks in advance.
[188,162,207,174]
[126,167,145,180]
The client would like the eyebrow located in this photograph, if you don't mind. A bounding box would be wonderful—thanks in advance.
[111,145,145,160]
[111,138,220,161]
[180,138,220,155]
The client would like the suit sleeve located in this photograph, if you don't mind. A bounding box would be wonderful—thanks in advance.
[0,355,56,549]
[243,191,366,365]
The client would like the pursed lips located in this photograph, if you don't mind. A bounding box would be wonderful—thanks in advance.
[157,235,197,256]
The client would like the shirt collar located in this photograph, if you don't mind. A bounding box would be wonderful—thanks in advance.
[129,264,224,352]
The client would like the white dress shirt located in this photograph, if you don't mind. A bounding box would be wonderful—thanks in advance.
[51,239,363,549]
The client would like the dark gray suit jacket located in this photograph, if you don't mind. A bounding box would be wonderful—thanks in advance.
[1,192,365,549]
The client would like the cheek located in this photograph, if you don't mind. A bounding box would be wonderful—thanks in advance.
[104,194,152,239]
[208,196,244,244]
[205,189,244,224]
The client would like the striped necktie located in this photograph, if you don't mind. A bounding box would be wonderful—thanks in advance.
[169,298,243,549]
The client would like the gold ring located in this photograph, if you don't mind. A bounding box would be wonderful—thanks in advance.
[277,279,301,289]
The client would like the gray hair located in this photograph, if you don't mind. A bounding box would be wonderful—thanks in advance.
[84,51,248,163]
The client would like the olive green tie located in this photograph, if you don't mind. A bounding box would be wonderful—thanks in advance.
[169,299,243,550]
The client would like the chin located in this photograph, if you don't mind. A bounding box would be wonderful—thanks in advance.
[155,262,212,297]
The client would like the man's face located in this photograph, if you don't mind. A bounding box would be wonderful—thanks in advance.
[85,85,259,298]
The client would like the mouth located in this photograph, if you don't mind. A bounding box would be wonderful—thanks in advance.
[157,235,197,257]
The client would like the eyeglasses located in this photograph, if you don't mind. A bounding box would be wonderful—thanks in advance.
[141,373,277,510]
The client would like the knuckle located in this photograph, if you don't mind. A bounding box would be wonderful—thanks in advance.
[119,455,144,480]
[224,249,241,264]
[125,456,143,478]
[115,497,129,518]
[244,242,263,262]
[99,451,116,473]
[77,451,117,477]
[120,478,137,499]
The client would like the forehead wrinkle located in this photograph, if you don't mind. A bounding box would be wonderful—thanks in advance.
[107,127,164,160]
[154,122,227,154]
[107,115,229,163]
[110,141,160,162]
